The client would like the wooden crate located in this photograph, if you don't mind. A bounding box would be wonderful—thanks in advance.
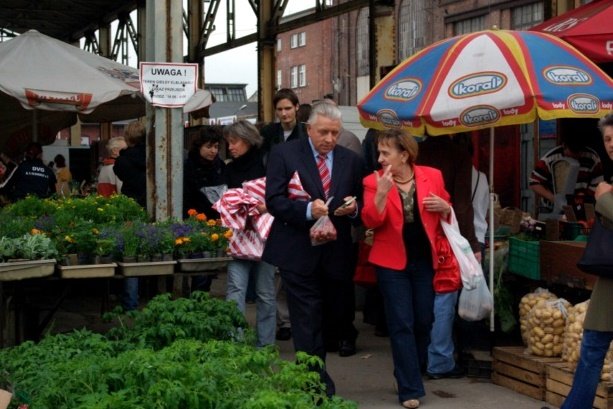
[546,362,613,409]
[492,346,563,401]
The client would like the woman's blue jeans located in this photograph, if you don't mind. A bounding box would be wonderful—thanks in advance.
[377,260,435,402]
[226,258,276,347]
[561,329,613,409]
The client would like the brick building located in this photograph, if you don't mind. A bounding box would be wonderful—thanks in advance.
[276,0,594,106]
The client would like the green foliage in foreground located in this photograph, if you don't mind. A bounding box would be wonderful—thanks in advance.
[0,293,357,409]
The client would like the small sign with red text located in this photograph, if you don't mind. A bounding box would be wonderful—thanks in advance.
[140,62,198,108]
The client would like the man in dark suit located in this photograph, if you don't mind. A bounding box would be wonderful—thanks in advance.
[263,101,364,396]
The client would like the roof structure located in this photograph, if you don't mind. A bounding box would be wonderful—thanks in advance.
[0,0,137,42]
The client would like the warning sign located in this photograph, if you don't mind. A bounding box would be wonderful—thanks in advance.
[140,62,198,107]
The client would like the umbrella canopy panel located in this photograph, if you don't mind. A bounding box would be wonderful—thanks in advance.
[358,30,613,136]
[0,30,145,155]
[530,0,613,63]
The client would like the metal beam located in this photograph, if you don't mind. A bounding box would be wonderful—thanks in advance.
[198,0,368,59]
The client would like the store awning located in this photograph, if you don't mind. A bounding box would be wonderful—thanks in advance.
[530,0,613,63]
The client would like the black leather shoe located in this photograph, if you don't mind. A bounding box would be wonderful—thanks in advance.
[426,365,465,380]
[275,327,291,341]
[338,340,356,357]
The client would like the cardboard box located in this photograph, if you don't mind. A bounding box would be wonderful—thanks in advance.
[540,241,595,289]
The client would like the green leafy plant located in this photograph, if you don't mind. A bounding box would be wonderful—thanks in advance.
[17,233,58,260]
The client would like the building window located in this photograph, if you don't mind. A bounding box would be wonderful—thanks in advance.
[398,0,427,61]
[277,38,282,52]
[454,15,485,35]
[299,64,306,87]
[290,32,306,49]
[207,86,246,102]
[290,66,298,88]
[277,69,282,88]
[356,8,369,77]
[511,2,543,30]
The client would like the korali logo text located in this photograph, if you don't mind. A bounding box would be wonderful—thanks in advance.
[449,72,506,99]
[376,109,401,128]
[567,94,599,114]
[384,79,422,101]
[459,105,500,127]
[544,66,592,85]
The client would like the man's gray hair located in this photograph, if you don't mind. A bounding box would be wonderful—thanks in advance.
[598,112,613,133]
[223,120,263,148]
[308,100,343,125]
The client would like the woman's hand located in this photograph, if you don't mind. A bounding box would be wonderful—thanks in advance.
[375,165,394,196]
[256,203,267,214]
[423,192,451,215]
[595,182,613,199]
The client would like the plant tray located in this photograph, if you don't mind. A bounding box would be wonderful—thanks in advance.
[177,257,232,272]
[546,362,613,409]
[508,237,540,280]
[0,259,56,281]
[117,260,176,277]
[57,263,117,279]
[492,346,563,401]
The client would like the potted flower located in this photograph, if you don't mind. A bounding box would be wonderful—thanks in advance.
[119,223,141,262]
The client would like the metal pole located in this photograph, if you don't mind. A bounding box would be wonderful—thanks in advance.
[489,127,495,332]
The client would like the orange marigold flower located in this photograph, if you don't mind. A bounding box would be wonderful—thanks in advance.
[224,230,233,239]
[31,228,42,235]
[187,209,198,217]
[196,213,206,221]
[207,219,216,226]
[211,233,219,241]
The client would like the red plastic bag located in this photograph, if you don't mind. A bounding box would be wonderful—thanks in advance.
[353,240,376,286]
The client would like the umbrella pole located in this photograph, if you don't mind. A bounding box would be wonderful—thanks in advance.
[489,127,495,332]
[32,109,38,142]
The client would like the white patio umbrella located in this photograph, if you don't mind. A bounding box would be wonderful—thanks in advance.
[0,30,145,153]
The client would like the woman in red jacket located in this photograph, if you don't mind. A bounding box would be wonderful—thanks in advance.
[361,129,457,409]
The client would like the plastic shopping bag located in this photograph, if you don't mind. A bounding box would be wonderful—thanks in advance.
[440,208,481,289]
[458,274,493,321]
[310,215,337,246]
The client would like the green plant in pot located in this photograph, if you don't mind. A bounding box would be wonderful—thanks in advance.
[17,232,58,260]
[120,223,142,262]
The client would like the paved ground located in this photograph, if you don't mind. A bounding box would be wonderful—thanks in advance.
[43,274,556,409]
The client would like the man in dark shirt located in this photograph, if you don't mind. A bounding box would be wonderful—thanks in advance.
[0,142,56,201]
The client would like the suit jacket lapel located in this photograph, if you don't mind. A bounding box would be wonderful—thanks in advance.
[329,146,346,199]
[415,166,428,220]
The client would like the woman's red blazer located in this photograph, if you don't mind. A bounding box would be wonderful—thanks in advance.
[361,165,452,275]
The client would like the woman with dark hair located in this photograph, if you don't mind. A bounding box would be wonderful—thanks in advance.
[54,154,72,197]
[114,120,147,208]
[223,120,276,347]
[183,126,226,219]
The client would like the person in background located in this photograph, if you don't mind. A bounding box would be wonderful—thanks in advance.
[54,154,72,197]
[468,140,489,263]
[561,113,613,409]
[224,120,276,348]
[260,88,307,154]
[417,134,478,380]
[530,132,603,218]
[362,129,453,409]
[360,129,389,338]
[263,101,364,397]
[114,121,147,208]
[183,126,226,220]
[114,121,147,311]
[260,88,308,342]
[0,142,56,202]
[97,136,127,197]
[183,126,226,293]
